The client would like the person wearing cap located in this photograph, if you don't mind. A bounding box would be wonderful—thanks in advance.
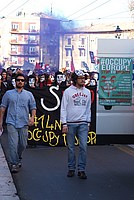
[60,70,91,179]
[0,73,36,173]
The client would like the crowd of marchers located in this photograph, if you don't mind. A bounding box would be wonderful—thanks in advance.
[0,67,97,103]
[0,68,96,177]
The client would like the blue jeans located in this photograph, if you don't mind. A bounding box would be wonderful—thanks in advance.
[67,123,88,171]
[7,124,28,165]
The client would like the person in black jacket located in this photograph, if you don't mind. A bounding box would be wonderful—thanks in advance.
[0,70,13,103]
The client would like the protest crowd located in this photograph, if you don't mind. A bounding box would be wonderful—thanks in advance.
[0,66,97,102]
[0,66,97,174]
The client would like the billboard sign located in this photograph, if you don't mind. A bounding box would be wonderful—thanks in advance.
[99,57,132,106]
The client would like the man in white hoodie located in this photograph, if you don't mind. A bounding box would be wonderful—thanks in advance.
[60,70,91,179]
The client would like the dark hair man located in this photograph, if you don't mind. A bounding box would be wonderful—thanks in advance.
[0,73,36,173]
[60,70,91,179]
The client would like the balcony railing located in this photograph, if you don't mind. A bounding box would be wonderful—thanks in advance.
[78,45,85,49]
[10,51,39,56]
[11,29,19,32]
[29,29,39,33]
[65,45,73,49]
[10,29,40,34]
[10,40,39,45]
[28,40,39,44]
[10,40,18,44]
[10,51,17,55]
[10,61,23,66]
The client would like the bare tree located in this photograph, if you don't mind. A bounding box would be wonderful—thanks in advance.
[127,1,134,38]
[129,0,134,18]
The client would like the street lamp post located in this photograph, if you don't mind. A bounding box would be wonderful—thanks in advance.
[115,25,122,39]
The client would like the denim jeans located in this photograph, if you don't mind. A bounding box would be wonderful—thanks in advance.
[7,124,28,165]
[67,123,88,171]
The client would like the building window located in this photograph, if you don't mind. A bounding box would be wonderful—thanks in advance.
[29,58,35,63]
[30,47,35,52]
[79,49,85,57]
[11,56,18,64]
[67,38,71,45]
[81,38,85,45]
[11,23,19,30]
[29,24,36,32]
[29,35,36,42]
[66,61,69,68]
[29,47,37,54]
[66,49,72,56]
[11,45,18,53]
[11,34,18,42]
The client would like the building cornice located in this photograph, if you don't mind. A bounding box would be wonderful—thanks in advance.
[59,29,134,35]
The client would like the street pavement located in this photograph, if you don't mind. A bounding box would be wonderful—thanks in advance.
[0,142,20,200]
[0,132,134,200]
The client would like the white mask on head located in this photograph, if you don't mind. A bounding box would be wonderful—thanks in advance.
[12,79,16,87]
[57,74,66,84]
[29,78,35,87]
[40,77,45,82]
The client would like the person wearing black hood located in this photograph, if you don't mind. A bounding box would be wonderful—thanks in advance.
[0,70,13,103]
[25,74,37,88]
[53,71,66,86]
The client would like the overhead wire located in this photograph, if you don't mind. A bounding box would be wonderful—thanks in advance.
[73,10,131,22]
[98,10,130,19]
[66,0,99,18]
[70,0,112,20]
[0,0,131,24]
[6,0,31,16]
[0,0,16,13]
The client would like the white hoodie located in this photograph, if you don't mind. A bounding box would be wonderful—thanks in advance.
[60,85,91,125]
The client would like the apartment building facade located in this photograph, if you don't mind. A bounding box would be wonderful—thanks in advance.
[0,15,60,70]
[0,15,134,72]
[59,22,134,72]
[0,16,40,68]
